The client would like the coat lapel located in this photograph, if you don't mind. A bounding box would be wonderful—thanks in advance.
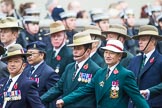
[70,60,90,91]
[138,50,157,79]
[31,62,45,78]
[98,65,120,102]
[5,74,24,108]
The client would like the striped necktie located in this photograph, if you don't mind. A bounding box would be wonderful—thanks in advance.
[140,55,147,70]
[72,64,79,81]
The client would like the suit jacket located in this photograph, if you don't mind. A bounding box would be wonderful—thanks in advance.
[0,61,9,80]
[62,64,149,108]
[0,73,45,108]
[24,61,59,108]
[41,59,101,108]
[45,45,74,77]
[127,49,162,107]
[120,50,134,68]
[91,52,106,68]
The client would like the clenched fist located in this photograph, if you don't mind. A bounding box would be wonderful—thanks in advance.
[56,99,64,108]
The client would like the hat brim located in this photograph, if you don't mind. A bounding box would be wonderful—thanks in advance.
[44,30,65,36]
[67,40,99,47]
[102,31,131,40]
[0,26,23,29]
[90,33,106,40]
[132,34,162,41]
[1,53,31,61]
[101,47,127,58]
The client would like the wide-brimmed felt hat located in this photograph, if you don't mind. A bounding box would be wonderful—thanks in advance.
[67,31,99,47]
[102,24,131,40]
[1,44,31,61]
[84,25,106,40]
[45,21,65,35]
[0,42,5,55]
[132,25,162,40]
[101,40,127,58]
[0,17,23,29]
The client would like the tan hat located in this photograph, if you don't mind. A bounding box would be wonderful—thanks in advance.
[102,24,131,40]
[101,40,127,58]
[45,21,65,35]
[67,31,99,47]
[132,25,162,40]
[84,25,106,40]
[0,17,23,29]
[1,44,31,61]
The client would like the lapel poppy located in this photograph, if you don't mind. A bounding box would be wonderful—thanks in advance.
[83,64,88,70]
[150,57,154,63]
[13,83,18,89]
[56,55,61,61]
[113,68,119,74]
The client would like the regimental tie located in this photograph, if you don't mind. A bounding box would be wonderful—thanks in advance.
[52,50,56,59]
[140,54,147,71]
[72,63,79,81]
[3,79,12,92]
[29,66,35,77]
[105,68,110,80]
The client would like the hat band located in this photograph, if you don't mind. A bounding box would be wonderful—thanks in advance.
[138,31,158,35]
[8,49,24,56]
[106,44,122,51]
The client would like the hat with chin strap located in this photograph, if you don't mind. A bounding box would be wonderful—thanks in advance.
[101,40,127,58]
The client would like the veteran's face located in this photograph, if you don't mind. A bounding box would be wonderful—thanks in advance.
[7,56,26,78]
[27,49,44,65]
[96,19,109,31]
[72,45,90,63]
[0,28,17,46]
[51,31,66,49]
[104,50,122,68]
[138,36,156,54]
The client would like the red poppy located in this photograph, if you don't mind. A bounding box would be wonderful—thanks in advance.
[56,55,61,61]
[83,64,88,70]
[150,57,154,63]
[14,83,18,89]
[113,69,119,74]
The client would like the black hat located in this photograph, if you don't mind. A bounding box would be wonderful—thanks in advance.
[26,41,46,53]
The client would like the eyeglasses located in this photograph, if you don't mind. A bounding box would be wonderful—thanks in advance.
[27,52,40,57]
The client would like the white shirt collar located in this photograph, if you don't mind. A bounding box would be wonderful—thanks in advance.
[4,41,16,50]
[32,60,44,74]
[53,42,65,57]
[144,48,155,64]
[75,57,89,76]
[108,62,119,76]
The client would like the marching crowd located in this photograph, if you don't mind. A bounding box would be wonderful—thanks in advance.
[0,0,162,108]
